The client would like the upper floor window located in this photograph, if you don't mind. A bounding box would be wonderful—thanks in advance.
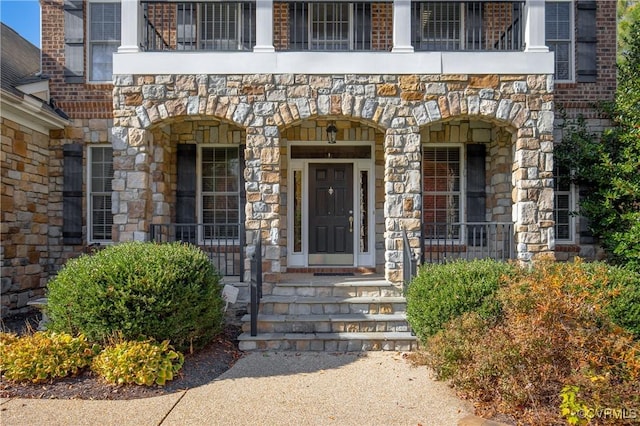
[546,1,573,81]
[88,146,114,243]
[89,1,121,81]
[288,2,372,51]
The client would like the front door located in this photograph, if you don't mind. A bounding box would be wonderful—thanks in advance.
[308,163,354,265]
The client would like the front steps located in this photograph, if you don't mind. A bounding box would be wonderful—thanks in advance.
[237,274,418,351]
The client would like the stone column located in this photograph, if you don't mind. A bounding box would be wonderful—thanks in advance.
[245,124,281,286]
[384,125,421,284]
[512,92,555,261]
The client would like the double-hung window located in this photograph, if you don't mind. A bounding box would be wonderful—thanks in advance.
[554,164,575,242]
[546,1,573,81]
[89,1,121,82]
[88,146,113,243]
[200,147,240,239]
[176,2,255,50]
[288,2,372,51]
[423,146,462,239]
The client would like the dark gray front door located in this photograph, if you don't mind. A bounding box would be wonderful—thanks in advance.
[308,163,354,265]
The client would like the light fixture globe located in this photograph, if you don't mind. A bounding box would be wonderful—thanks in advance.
[326,122,338,144]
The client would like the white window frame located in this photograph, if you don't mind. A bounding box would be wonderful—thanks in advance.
[422,143,466,241]
[415,2,464,51]
[88,0,121,83]
[554,165,577,243]
[197,144,241,243]
[545,0,575,82]
[87,145,114,244]
[176,2,250,51]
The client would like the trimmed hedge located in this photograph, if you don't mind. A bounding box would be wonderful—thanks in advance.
[46,242,224,351]
[406,259,516,342]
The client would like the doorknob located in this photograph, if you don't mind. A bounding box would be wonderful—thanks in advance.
[348,215,354,232]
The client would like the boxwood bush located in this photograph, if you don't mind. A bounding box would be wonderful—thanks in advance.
[406,259,516,342]
[46,242,224,351]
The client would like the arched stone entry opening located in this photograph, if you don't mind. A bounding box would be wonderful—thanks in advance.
[277,118,386,274]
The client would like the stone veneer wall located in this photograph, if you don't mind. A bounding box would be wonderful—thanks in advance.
[112,73,555,284]
[1,117,51,315]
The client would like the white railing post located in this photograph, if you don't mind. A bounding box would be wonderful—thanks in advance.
[524,0,549,52]
[119,0,141,53]
[392,0,414,52]
[254,0,275,52]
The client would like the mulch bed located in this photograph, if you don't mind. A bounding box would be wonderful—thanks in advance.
[0,312,243,400]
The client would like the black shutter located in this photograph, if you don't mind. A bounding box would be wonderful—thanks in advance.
[576,1,597,83]
[63,144,84,245]
[176,144,197,224]
[466,144,486,246]
[64,0,84,83]
[239,144,246,226]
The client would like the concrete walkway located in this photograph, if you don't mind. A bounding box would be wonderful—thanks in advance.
[0,352,473,426]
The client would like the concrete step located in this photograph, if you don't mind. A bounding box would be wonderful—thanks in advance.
[237,331,418,352]
[259,295,407,315]
[240,313,410,334]
[272,279,403,298]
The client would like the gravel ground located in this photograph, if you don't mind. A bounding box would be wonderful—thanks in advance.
[0,311,243,400]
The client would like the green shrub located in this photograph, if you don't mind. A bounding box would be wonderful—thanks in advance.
[46,242,224,351]
[92,339,184,386]
[0,331,100,383]
[406,259,515,341]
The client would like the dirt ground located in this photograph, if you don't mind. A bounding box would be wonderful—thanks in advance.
[0,311,243,400]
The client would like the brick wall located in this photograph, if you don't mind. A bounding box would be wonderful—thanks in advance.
[41,0,113,120]
[554,1,617,119]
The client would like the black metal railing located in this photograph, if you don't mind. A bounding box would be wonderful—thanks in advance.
[412,1,525,51]
[142,1,256,52]
[138,1,526,53]
[422,222,515,263]
[402,229,418,295]
[149,223,245,279]
[249,231,263,337]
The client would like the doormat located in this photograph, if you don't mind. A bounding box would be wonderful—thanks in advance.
[313,273,354,277]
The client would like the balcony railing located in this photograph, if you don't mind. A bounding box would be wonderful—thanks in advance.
[140,1,524,52]
[412,1,524,51]
[422,222,515,263]
[149,223,245,278]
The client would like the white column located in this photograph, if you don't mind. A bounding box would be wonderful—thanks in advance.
[524,0,549,52]
[118,0,141,53]
[392,0,414,53]
[254,0,275,52]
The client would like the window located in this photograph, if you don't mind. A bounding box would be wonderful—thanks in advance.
[200,147,240,239]
[176,2,255,50]
[423,147,461,239]
[89,2,121,81]
[288,2,372,51]
[413,2,462,50]
[88,146,113,242]
[554,164,575,241]
[546,1,573,81]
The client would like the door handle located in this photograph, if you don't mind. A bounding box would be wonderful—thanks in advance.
[348,216,354,232]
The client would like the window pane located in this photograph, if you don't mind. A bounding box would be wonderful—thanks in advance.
[90,147,113,241]
[201,147,240,238]
[423,147,461,239]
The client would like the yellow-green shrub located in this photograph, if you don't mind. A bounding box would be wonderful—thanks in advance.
[0,331,100,383]
[92,339,184,386]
